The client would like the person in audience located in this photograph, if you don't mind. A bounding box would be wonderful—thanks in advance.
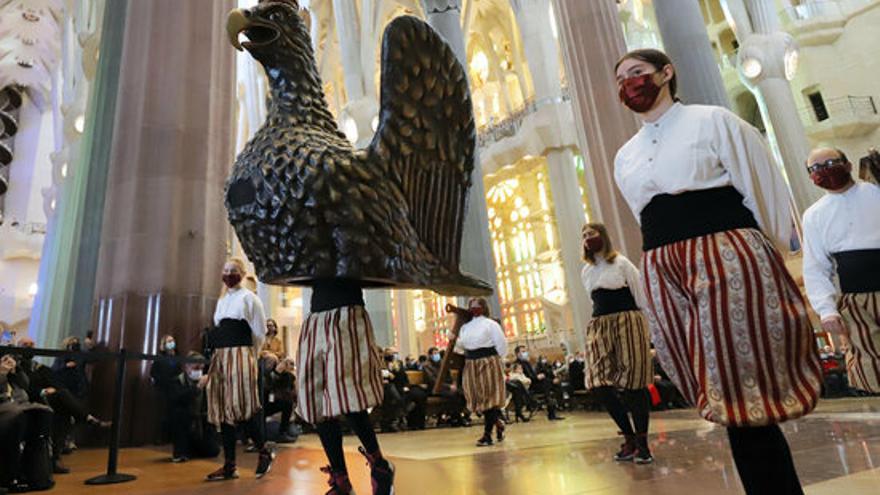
[423,347,467,427]
[52,336,89,400]
[378,348,407,433]
[262,354,297,443]
[16,337,109,474]
[613,48,821,493]
[150,334,182,445]
[1,353,54,493]
[261,319,285,359]
[416,355,428,371]
[515,346,564,421]
[802,147,880,395]
[650,346,688,411]
[580,222,654,463]
[203,258,273,481]
[404,356,417,371]
[167,352,220,462]
[536,355,567,415]
[506,362,532,422]
[453,298,508,446]
[568,352,586,393]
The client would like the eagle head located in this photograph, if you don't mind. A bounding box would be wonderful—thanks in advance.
[226,0,311,70]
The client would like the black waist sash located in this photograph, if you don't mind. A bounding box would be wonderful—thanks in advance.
[310,279,365,313]
[833,250,880,294]
[209,319,253,348]
[465,347,499,360]
[640,186,759,251]
[591,287,638,317]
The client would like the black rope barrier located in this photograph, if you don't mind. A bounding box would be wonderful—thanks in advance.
[0,345,209,486]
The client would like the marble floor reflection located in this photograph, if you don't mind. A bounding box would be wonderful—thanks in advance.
[56,397,880,494]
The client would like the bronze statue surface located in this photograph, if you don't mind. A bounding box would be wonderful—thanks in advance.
[226,0,491,296]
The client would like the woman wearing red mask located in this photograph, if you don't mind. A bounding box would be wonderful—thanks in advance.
[580,223,653,464]
[204,258,274,481]
[453,297,508,446]
[613,49,821,495]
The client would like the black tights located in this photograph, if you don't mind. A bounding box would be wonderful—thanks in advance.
[316,411,381,474]
[727,425,803,495]
[594,386,650,436]
[482,408,502,438]
[220,413,265,465]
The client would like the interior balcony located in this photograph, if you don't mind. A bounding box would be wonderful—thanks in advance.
[799,95,880,140]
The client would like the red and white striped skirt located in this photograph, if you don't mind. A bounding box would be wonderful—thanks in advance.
[295,305,384,425]
[641,228,822,427]
[462,355,506,414]
[206,346,261,426]
[840,291,880,393]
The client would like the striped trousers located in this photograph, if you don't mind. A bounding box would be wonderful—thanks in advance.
[641,228,822,427]
[295,305,384,425]
[585,310,652,390]
[206,346,261,426]
[462,355,506,414]
[840,291,880,393]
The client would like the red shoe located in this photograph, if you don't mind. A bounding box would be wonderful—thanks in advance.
[320,466,354,495]
[613,433,637,462]
[359,447,395,495]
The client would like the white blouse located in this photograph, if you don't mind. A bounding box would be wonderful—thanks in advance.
[802,182,880,319]
[213,287,267,347]
[580,255,647,310]
[614,102,793,249]
[454,316,508,358]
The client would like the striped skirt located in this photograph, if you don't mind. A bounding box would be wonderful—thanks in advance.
[462,355,506,414]
[206,346,261,426]
[585,310,652,390]
[840,291,880,393]
[641,228,822,427]
[295,305,384,425]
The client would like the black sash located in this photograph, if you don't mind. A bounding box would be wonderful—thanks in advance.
[640,186,759,251]
[833,250,880,294]
[465,347,499,360]
[591,287,638,317]
[310,279,365,313]
[209,319,253,348]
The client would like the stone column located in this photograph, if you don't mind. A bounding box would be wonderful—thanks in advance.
[90,0,237,445]
[511,0,588,347]
[653,0,731,108]
[725,0,822,214]
[551,0,643,263]
[394,290,419,357]
[421,0,501,317]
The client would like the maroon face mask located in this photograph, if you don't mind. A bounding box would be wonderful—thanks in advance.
[469,306,484,318]
[222,273,242,288]
[584,236,604,254]
[619,73,663,113]
[810,165,851,190]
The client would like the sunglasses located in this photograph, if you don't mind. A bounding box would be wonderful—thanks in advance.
[807,157,848,174]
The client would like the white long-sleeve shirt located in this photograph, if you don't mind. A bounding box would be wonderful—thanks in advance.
[580,254,647,310]
[213,287,267,348]
[802,182,880,319]
[614,102,794,250]
[454,316,508,358]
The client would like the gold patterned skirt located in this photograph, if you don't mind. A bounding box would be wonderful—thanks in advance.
[206,346,261,426]
[840,291,880,393]
[462,354,506,414]
[585,310,652,390]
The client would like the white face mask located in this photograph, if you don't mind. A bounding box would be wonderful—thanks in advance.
[187,369,203,380]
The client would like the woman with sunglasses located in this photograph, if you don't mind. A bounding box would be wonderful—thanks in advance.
[612,49,822,494]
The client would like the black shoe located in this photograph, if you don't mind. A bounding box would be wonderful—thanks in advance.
[548,412,565,421]
[205,463,239,481]
[634,448,654,464]
[277,433,297,444]
[53,459,71,474]
[476,435,493,447]
[255,447,275,479]
[359,447,395,495]
[171,455,189,463]
[495,420,505,443]
[614,434,637,462]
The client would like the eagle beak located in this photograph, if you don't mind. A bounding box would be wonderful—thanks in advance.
[227,9,252,52]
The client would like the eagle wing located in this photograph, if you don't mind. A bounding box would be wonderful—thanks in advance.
[368,16,476,275]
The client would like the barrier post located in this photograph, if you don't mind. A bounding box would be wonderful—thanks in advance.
[85,348,136,485]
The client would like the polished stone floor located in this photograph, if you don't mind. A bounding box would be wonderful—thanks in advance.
[56,398,880,494]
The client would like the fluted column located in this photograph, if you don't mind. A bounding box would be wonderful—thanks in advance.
[89,0,237,445]
[653,0,730,108]
[551,0,642,263]
[511,0,588,347]
[725,0,822,214]
[421,0,501,317]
